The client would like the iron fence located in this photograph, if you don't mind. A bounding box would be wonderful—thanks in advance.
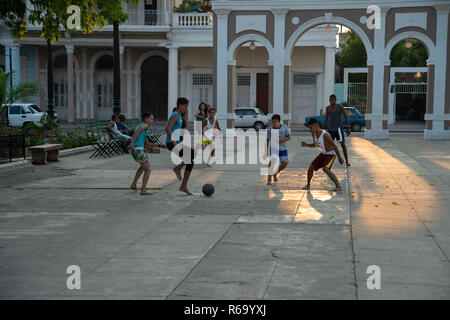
[0,134,26,163]
[348,82,367,114]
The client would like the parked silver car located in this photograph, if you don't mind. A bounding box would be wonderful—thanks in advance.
[234,107,269,130]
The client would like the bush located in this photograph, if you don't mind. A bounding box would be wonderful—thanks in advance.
[1,122,98,149]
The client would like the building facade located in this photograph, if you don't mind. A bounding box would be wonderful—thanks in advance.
[212,0,450,140]
[0,0,337,125]
[1,0,449,140]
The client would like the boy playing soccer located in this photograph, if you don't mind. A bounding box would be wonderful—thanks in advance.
[266,114,291,185]
[301,118,344,192]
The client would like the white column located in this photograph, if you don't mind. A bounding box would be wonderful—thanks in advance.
[323,45,336,112]
[5,43,22,88]
[126,48,132,119]
[65,44,75,123]
[250,71,257,106]
[120,45,126,115]
[364,7,389,140]
[81,48,88,119]
[215,9,231,132]
[167,45,179,118]
[425,6,450,140]
[271,8,289,119]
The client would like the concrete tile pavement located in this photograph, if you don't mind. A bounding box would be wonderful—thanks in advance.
[0,134,448,299]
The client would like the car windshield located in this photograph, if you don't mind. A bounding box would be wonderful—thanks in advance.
[352,108,362,116]
[256,108,264,115]
[29,105,42,113]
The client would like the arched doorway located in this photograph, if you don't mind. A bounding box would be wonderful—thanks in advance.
[286,21,370,126]
[234,42,270,115]
[141,55,168,120]
[94,55,113,120]
[387,39,429,130]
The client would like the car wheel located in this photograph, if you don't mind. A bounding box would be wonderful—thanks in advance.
[254,122,264,131]
[351,122,362,132]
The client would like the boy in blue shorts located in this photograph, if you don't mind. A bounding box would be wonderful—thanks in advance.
[266,114,291,185]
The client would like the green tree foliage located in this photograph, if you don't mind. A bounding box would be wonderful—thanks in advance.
[0,69,41,105]
[389,39,428,67]
[174,0,204,13]
[338,31,367,68]
[0,0,138,43]
[339,30,428,68]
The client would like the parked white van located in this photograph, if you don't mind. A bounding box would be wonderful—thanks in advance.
[1,103,56,127]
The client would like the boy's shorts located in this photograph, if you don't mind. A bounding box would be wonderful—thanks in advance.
[328,126,345,143]
[270,149,288,163]
[311,153,336,171]
[131,147,148,163]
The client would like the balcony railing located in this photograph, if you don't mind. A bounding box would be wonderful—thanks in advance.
[173,13,213,28]
[125,9,169,26]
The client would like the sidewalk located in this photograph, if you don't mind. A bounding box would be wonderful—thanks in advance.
[0,134,448,299]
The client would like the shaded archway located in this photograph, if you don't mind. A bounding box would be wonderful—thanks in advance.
[385,32,435,132]
[141,55,168,120]
[387,40,428,128]
[287,22,369,126]
[227,35,273,128]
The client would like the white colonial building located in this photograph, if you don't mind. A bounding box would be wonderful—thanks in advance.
[0,0,337,124]
[1,0,450,140]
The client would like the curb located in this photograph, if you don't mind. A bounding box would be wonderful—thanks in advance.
[0,159,33,175]
[0,145,94,175]
[59,145,94,158]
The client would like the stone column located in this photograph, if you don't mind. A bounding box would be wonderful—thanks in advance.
[214,9,232,131]
[425,5,450,140]
[66,44,75,123]
[323,45,336,113]
[271,8,289,120]
[120,45,126,116]
[167,45,179,118]
[364,7,389,140]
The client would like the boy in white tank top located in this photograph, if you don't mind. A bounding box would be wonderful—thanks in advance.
[301,118,344,192]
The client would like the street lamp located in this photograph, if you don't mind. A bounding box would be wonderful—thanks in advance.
[249,41,256,50]
[405,40,413,49]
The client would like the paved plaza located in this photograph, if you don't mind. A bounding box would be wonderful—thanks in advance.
[0,133,449,299]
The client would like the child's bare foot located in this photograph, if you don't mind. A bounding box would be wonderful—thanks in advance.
[173,167,182,180]
[273,174,278,182]
[140,189,153,195]
[346,162,351,167]
[331,187,342,192]
[130,184,137,190]
[179,187,193,195]
[267,176,272,185]
[302,185,310,190]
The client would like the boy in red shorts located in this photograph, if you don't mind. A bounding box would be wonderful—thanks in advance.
[301,118,344,192]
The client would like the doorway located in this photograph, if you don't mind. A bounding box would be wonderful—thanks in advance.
[141,55,168,120]
[256,73,269,114]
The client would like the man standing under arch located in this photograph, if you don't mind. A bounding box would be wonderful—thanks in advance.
[322,94,351,167]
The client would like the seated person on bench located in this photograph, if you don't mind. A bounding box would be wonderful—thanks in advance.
[108,114,132,146]
[117,114,133,136]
